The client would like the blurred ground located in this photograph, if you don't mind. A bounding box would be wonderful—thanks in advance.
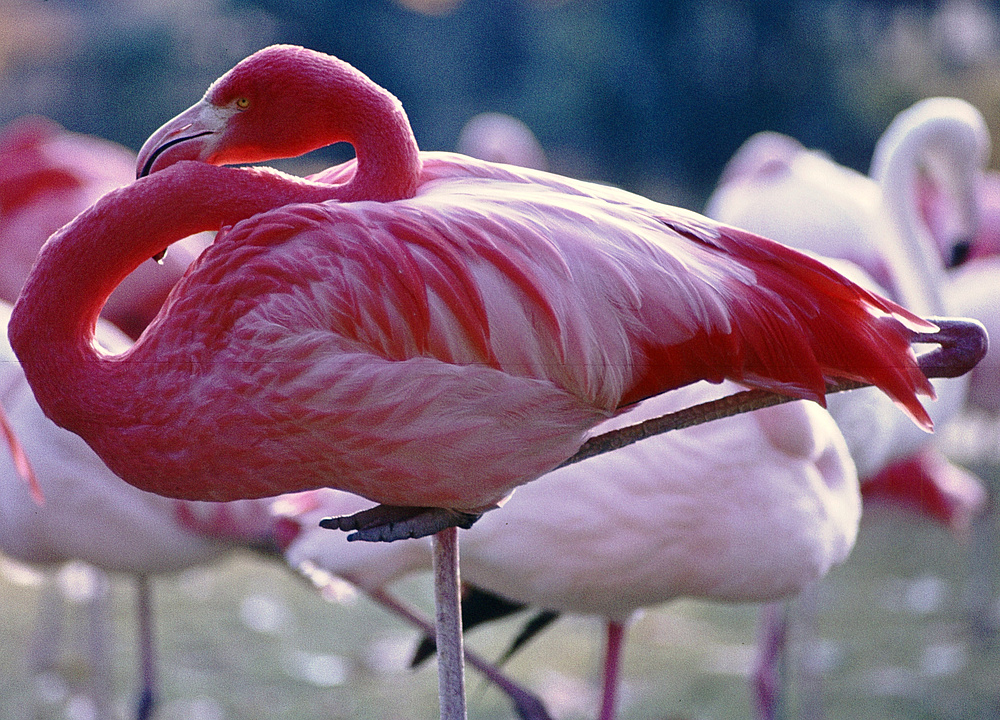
[1,413,998,720]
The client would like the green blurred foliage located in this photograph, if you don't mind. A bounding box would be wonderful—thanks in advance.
[2,0,998,210]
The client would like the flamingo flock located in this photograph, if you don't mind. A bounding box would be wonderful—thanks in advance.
[2,42,995,720]
[0,116,279,719]
[706,97,990,525]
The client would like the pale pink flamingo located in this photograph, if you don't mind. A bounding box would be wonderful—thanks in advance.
[278,377,861,720]
[923,168,1000,266]
[455,112,548,171]
[706,96,991,717]
[922,169,1000,418]
[705,97,991,523]
[941,256,1000,416]
[9,45,947,719]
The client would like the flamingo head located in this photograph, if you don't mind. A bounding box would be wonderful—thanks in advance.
[137,45,376,178]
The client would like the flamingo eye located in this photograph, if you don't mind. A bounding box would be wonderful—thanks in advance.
[235,97,250,110]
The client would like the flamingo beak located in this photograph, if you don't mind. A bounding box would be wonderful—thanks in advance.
[136,100,229,179]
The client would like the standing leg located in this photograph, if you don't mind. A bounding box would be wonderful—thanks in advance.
[433,526,467,720]
[27,575,65,678]
[598,620,627,720]
[81,565,114,720]
[752,601,788,720]
[364,586,553,720]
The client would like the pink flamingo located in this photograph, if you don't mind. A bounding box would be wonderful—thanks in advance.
[278,377,861,720]
[9,45,947,719]
[0,116,267,719]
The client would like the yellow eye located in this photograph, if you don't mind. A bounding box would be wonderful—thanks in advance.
[235,97,250,110]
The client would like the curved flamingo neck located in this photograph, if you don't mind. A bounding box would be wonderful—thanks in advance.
[324,76,421,203]
[877,145,947,315]
[8,162,342,430]
[871,111,986,315]
[214,47,421,202]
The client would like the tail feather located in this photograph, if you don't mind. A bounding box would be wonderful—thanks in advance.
[637,218,936,429]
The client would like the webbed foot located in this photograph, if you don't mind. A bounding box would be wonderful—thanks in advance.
[319,504,481,542]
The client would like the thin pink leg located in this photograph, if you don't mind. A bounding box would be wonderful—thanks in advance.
[433,526,467,720]
[598,620,627,720]
[752,601,787,720]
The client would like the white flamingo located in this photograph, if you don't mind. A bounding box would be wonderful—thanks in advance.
[706,96,992,717]
[705,96,990,517]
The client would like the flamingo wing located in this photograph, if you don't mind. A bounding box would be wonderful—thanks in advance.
[102,169,933,509]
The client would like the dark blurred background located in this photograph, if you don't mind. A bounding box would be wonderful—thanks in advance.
[3,0,999,211]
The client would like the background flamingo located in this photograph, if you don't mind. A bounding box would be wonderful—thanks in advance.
[9,45,946,720]
[705,97,990,528]
[0,115,208,339]
[705,96,992,717]
[455,112,548,171]
[278,377,861,720]
[0,116,277,719]
[920,169,1000,419]
[922,164,1000,649]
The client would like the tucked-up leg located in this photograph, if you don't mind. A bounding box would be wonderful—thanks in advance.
[320,504,481,542]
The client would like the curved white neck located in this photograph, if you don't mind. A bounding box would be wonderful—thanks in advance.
[871,102,988,316]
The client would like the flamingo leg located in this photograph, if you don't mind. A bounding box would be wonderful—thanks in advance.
[83,567,114,720]
[433,526,468,720]
[752,601,788,720]
[135,575,157,720]
[598,620,626,720]
[26,576,65,679]
[364,586,553,720]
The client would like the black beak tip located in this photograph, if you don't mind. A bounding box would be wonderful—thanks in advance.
[948,238,973,268]
[136,131,214,180]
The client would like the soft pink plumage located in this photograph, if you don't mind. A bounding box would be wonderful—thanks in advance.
[706,98,989,525]
[707,97,991,720]
[0,299,279,719]
[10,46,936,515]
[284,381,861,610]
[10,150,935,512]
[0,45,953,720]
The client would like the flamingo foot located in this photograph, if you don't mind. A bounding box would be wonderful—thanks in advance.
[320,504,480,542]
